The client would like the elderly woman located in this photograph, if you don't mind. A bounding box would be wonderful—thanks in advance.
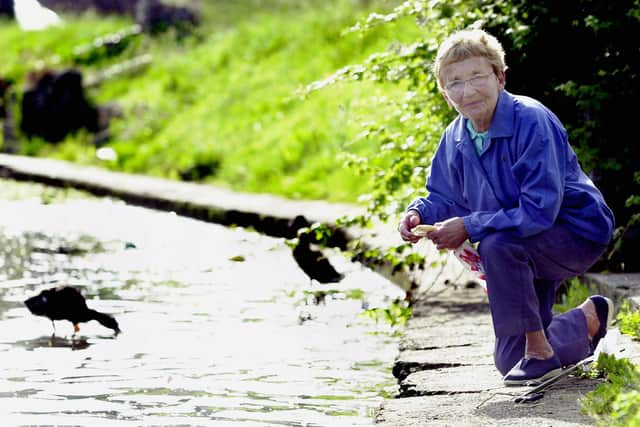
[398,29,615,385]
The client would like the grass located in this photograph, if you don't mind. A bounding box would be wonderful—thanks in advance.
[0,0,426,203]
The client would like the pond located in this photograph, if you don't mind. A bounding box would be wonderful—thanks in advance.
[0,180,404,426]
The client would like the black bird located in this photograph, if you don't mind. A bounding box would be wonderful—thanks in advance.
[292,231,344,286]
[24,286,120,335]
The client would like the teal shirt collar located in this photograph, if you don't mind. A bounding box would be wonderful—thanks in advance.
[466,119,488,155]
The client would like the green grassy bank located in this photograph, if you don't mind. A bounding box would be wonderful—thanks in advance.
[0,0,424,203]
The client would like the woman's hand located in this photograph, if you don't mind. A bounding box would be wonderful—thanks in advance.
[427,217,469,250]
[398,210,422,243]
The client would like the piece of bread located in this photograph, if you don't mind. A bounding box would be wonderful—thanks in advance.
[411,224,438,236]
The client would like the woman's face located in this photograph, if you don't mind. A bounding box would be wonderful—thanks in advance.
[440,56,505,131]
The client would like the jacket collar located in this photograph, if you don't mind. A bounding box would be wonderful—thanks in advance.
[490,90,515,139]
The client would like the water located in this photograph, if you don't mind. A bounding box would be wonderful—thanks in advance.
[0,183,404,426]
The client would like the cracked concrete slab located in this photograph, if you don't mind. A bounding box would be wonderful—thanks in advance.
[400,319,493,351]
[376,377,601,426]
[399,364,505,396]
[397,343,494,370]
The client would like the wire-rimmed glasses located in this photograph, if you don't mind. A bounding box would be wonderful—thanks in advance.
[445,72,494,95]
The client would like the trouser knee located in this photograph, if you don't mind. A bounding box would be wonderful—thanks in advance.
[478,231,520,261]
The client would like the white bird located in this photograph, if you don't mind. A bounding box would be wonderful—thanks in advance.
[14,0,62,31]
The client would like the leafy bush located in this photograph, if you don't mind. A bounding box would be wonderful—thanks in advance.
[582,353,640,426]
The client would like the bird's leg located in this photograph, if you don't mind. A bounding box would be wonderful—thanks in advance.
[73,323,80,336]
[51,320,56,337]
[306,279,317,305]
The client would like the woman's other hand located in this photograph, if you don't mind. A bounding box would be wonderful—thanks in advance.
[399,210,422,243]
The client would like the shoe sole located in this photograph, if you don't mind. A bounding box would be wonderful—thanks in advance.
[503,367,564,387]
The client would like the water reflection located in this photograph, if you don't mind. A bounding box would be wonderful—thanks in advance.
[15,335,91,351]
[0,195,403,426]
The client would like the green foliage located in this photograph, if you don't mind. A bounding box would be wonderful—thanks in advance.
[582,353,640,426]
[617,301,640,340]
[360,299,412,327]
[553,277,592,314]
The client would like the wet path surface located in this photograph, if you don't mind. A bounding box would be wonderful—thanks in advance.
[0,181,404,426]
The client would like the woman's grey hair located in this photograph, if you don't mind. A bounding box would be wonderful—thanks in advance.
[432,29,507,91]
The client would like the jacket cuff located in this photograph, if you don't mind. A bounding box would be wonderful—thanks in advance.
[463,215,482,243]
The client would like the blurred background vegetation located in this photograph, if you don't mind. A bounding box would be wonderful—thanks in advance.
[0,0,425,202]
[0,0,638,272]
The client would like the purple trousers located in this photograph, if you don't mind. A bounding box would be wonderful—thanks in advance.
[478,224,607,375]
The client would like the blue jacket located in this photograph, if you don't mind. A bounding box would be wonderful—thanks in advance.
[408,91,614,245]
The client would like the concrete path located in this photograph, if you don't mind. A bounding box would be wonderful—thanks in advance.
[1,153,639,426]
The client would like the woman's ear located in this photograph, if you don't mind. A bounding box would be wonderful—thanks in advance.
[497,70,506,90]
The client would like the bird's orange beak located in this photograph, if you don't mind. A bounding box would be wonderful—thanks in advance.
[74,324,80,333]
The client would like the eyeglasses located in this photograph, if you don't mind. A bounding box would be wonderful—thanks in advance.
[444,72,494,95]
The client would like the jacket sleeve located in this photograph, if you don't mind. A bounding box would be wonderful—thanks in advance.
[463,120,567,242]
[407,139,470,225]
